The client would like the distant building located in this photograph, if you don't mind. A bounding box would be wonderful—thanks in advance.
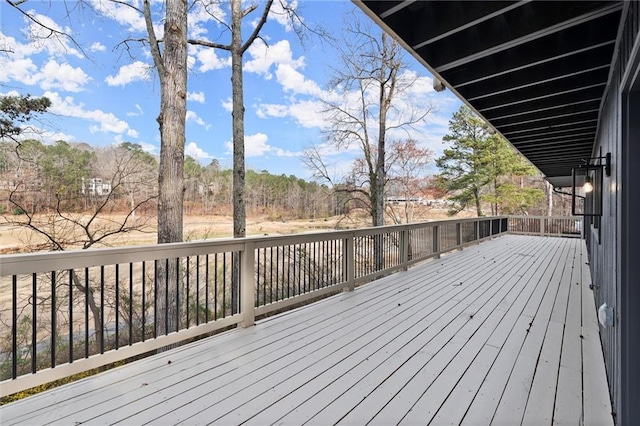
[81,177,111,196]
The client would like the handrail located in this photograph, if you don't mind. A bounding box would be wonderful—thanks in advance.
[3,215,577,397]
[507,215,583,238]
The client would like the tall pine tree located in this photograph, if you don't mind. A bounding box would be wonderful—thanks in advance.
[436,106,541,216]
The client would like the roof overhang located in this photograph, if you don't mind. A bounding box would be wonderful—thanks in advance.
[355,0,624,187]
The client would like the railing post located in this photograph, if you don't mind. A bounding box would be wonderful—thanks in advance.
[241,241,256,327]
[456,222,462,250]
[345,234,355,291]
[489,218,493,239]
[401,227,409,271]
[540,217,544,236]
[433,225,441,259]
[475,220,480,241]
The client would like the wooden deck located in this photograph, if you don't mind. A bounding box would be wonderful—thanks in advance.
[1,235,612,425]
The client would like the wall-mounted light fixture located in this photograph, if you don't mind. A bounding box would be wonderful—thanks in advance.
[572,153,611,216]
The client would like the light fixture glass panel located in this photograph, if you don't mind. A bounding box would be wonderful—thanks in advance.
[572,166,602,216]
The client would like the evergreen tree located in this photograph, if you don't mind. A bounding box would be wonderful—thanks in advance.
[436,106,542,216]
[0,95,51,140]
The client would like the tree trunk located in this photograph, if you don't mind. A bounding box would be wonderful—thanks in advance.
[474,187,483,216]
[155,0,187,335]
[230,0,245,314]
[70,271,102,352]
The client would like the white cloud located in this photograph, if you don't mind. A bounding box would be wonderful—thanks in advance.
[90,42,106,52]
[225,132,299,158]
[196,48,230,72]
[275,63,322,96]
[18,126,76,144]
[24,12,83,58]
[256,99,328,129]
[126,104,144,117]
[0,56,90,92]
[269,0,300,32]
[39,60,92,92]
[0,56,39,85]
[273,147,297,157]
[245,39,303,78]
[44,91,138,137]
[105,61,150,86]
[226,133,267,157]
[139,142,159,155]
[187,53,196,71]
[245,133,270,157]
[188,1,225,39]
[89,0,147,33]
[187,91,205,103]
[185,142,213,162]
[255,103,288,119]
[221,98,233,113]
[244,39,322,96]
[186,110,210,129]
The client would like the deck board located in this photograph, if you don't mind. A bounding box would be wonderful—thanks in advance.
[1,235,613,426]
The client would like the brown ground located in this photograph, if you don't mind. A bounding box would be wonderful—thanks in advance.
[0,208,466,254]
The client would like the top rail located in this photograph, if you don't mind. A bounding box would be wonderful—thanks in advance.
[507,215,583,238]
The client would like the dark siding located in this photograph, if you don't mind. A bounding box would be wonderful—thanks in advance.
[590,2,639,423]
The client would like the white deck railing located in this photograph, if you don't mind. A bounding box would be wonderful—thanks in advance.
[0,215,578,397]
[508,215,583,238]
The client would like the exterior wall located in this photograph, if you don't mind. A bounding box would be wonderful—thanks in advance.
[590,85,620,416]
[589,3,639,424]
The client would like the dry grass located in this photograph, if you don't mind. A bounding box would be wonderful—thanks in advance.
[0,207,465,254]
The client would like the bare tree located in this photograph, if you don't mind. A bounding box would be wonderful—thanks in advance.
[308,14,434,227]
[189,0,273,246]
[304,14,434,268]
[2,140,156,350]
[386,139,434,225]
[187,0,312,312]
[3,0,188,336]
[140,0,188,335]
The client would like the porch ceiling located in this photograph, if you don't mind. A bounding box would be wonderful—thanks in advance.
[356,1,624,187]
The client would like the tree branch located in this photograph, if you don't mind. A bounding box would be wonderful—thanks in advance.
[5,0,89,58]
[241,0,273,54]
[143,0,164,82]
[188,38,230,51]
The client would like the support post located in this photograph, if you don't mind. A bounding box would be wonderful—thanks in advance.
[241,242,256,327]
[345,235,355,291]
[401,227,409,271]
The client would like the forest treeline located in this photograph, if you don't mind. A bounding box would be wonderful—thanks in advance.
[0,140,339,220]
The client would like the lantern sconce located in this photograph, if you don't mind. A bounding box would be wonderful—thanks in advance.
[572,153,611,216]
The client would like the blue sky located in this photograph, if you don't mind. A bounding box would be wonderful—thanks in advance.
[0,0,462,179]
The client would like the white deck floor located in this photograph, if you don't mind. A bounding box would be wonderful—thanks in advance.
[1,235,613,425]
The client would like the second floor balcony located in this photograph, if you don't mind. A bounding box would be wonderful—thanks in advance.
[0,216,611,424]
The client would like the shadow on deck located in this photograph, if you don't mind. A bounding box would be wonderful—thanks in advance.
[1,235,612,425]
